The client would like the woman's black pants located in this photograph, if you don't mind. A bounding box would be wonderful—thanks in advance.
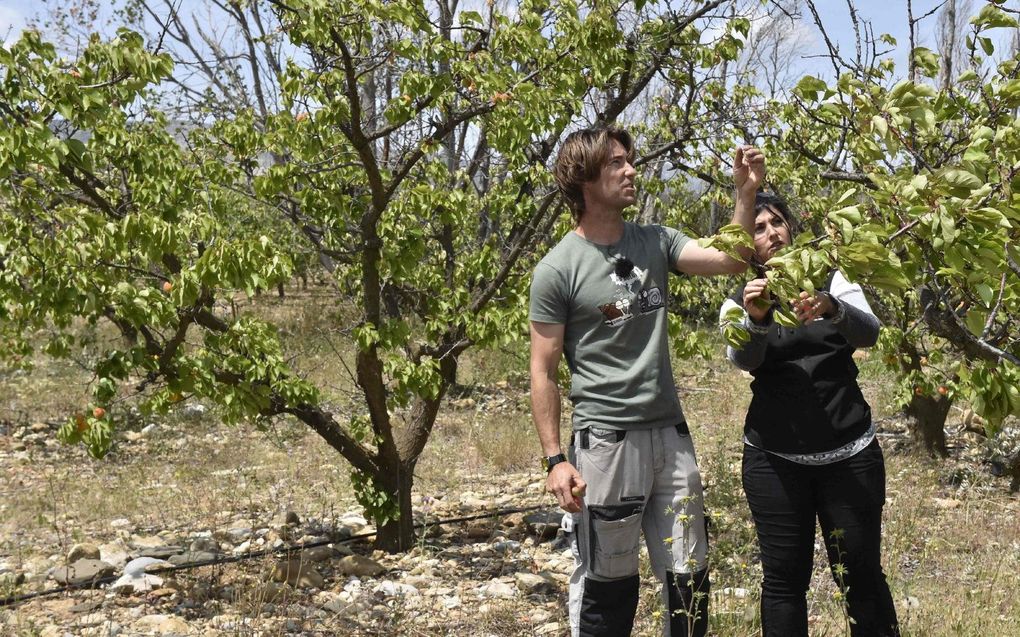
[742,438,900,637]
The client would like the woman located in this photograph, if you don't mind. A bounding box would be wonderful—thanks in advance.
[720,193,899,636]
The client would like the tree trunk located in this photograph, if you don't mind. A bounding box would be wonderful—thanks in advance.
[938,0,957,91]
[904,393,950,457]
[373,459,416,552]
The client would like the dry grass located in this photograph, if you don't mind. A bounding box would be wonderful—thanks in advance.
[2,290,1019,636]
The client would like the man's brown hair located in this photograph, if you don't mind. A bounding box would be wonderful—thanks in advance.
[553,126,635,222]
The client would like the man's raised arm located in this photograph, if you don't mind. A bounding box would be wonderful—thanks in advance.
[676,145,765,276]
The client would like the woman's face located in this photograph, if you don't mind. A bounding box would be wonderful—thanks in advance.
[753,206,791,262]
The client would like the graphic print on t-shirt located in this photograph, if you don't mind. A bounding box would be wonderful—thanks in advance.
[598,264,664,327]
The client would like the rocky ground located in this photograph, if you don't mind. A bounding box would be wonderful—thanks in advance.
[0,408,590,637]
[3,348,1020,636]
[3,495,571,636]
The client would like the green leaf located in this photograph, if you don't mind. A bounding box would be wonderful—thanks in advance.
[793,75,828,101]
[459,10,483,25]
[912,47,939,77]
[975,283,994,307]
[965,309,987,337]
[697,223,752,261]
[940,168,982,196]
[871,115,888,138]
[971,5,1018,29]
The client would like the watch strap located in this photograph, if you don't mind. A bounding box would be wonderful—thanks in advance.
[542,453,567,473]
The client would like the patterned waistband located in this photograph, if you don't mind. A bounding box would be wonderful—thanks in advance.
[744,421,877,466]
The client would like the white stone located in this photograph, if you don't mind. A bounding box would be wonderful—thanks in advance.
[460,495,490,509]
[181,403,208,417]
[74,613,106,628]
[514,572,557,594]
[220,527,252,543]
[110,557,169,593]
[373,580,420,597]
[492,539,521,553]
[128,535,167,550]
[480,580,516,599]
[337,513,368,528]
[133,613,191,634]
[81,622,121,637]
[317,592,349,614]
[99,542,130,569]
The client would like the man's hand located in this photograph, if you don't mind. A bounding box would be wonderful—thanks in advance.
[743,278,771,323]
[733,145,765,197]
[792,290,835,323]
[547,462,587,513]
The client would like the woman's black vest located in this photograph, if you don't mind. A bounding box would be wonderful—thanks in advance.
[732,274,871,454]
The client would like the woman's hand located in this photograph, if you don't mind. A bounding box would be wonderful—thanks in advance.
[792,291,835,323]
[733,145,766,198]
[743,278,772,324]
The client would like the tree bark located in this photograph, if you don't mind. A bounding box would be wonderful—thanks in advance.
[938,0,957,92]
[373,458,416,551]
[891,326,950,458]
[904,392,950,457]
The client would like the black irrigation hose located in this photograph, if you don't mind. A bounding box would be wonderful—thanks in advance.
[0,504,549,608]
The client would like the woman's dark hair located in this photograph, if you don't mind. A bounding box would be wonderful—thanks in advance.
[753,192,794,227]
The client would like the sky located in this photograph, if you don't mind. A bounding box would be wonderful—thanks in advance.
[0,0,1014,81]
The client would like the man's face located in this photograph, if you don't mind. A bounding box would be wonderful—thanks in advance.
[582,139,637,213]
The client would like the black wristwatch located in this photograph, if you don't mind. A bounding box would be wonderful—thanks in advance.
[542,453,567,473]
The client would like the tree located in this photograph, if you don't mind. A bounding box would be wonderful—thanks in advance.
[719,0,1020,458]
[1,0,758,551]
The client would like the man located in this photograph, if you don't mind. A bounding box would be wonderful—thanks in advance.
[529,126,763,636]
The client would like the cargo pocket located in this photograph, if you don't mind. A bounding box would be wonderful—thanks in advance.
[587,503,643,579]
[577,427,628,476]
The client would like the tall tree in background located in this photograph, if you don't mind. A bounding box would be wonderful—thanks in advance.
[0,0,754,551]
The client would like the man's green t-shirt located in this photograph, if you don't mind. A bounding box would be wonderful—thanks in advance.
[529,222,691,430]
